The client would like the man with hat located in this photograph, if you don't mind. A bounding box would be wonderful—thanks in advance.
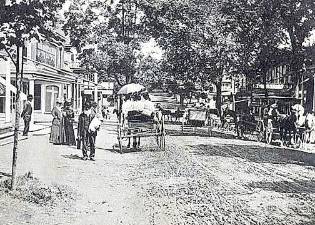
[21,95,33,136]
[77,102,97,160]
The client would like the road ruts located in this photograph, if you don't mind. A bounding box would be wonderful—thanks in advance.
[135,134,315,225]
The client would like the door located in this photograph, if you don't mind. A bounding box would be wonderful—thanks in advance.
[45,85,59,112]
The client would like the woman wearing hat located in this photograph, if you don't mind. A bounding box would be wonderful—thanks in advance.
[49,99,65,145]
[63,100,76,146]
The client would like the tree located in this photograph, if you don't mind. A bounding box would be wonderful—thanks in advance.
[64,0,145,86]
[0,0,65,190]
[140,0,240,115]
[221,0,315,101]
[276,0,315,99]
[134,55,164,89]
[221,0,287,98]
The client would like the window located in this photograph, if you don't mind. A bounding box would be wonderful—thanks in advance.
[36,42,57,67]
[34,84,41,110]
[0,83,5,113]
[22,47,27,58]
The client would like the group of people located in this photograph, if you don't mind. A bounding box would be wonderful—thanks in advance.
[49,99,76,146]
[263,101,315,143]
[121,91,156,149]
[49,100,101,161]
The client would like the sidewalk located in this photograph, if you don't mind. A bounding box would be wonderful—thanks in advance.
[0,123,51,146]
[0,112,80,140]
[0,110,117,145]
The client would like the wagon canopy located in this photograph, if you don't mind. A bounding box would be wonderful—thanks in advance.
[117,83,146,95]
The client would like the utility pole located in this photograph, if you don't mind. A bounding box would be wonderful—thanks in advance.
[94,72,98,106]
[313,73,315,112]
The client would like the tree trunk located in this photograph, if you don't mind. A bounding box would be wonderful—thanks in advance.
[11,46,23,190]
[287,26,304,101]
[180,93,184,106]
[263,66,268,98]
[215,78,223,118]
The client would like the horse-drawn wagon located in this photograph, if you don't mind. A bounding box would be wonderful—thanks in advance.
[114,84,166,153]
[236,95,312,148]
[181,108,212,135]
[263,99,308,148]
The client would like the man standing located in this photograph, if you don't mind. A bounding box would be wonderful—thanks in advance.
[78,102,92,160]
[21,95,33,136]
[89,101,100,160]
[78,102,99,161]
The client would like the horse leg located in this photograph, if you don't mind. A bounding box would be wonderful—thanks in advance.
[138,137,141,148]
[288,129,293,146]
[285,129,289,146]
[127,137,131,148]
[279,127,284,147]
[236,122,240,138]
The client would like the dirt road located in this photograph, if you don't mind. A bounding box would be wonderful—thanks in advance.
[0,122,315,225]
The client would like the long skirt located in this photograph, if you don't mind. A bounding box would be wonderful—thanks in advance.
[64,119,76,146]
[49,118,65,144]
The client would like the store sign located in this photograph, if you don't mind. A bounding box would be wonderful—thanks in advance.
[101,90,113,95]
[84,89,93,95]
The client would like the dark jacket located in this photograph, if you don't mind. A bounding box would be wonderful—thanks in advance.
[21,101,32,121]
[77,113,93,138]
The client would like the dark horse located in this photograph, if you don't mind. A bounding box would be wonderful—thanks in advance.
[277,112,299,146]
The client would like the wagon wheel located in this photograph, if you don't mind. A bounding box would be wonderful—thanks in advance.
[266,120,273,144]
[256,120,264,142]
[117,124,123,154]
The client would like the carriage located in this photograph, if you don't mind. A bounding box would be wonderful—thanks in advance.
[181,108,212,135]
[160,106,185,123]
[230,99,265,141]
[263,98,307,147]
[114,84,166,153]
[236,95,308,147]
[207,108,222,129]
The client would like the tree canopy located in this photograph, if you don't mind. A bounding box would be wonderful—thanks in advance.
[64,0,148,86]
[0,0,65,49]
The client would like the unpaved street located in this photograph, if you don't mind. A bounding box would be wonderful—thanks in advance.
[0,121,315,225]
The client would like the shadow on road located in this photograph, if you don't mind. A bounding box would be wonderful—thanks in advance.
[97,145,160,154]
[246,179,315,194]
[166,128,236,139]
[61,154,83,160]
[96,146,119,153]
[0,171,11,178]
[296,221,315,225]
[190,143,315,167]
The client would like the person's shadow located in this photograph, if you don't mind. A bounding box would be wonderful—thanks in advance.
[61,154,83,160]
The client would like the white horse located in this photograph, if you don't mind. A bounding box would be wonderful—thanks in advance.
[305,113,315,144]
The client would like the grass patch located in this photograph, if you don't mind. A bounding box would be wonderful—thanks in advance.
[0,172,77,207]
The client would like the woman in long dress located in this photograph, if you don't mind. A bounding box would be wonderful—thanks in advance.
[63,100,76,145]
[49,99,65,144]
